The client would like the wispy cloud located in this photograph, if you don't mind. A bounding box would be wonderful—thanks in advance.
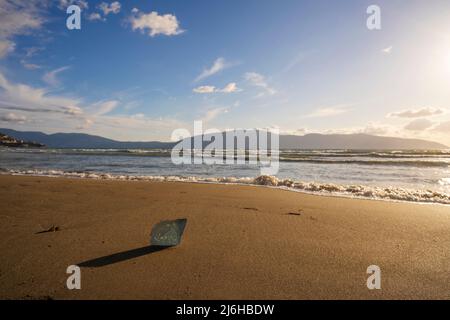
[433,121,450,133]
[42,66,70,87]
[404,118,434,131]
[20,47,44,69]
[305,105,351,118]
[0,0,46,59]
[244,72,276,96]
[91,100,119,116]
[0,71,83,116]
[0,112,27,123]
[24,46,43,58]
[0,102,81,116]
[193,86,216,94]
[85,1,120,22]
[193,82,241,94]
[20,60,42,70]
[57,0,88,10]
[387,107,445,118]
[130,10,184,37]
[195,58,231,82]
[87,13,105,22]
[221,82,240,93]
[283,51,308,73]
[0,40,15,58]
[76,118,94,130]
[98,1,121,16]
[382,46,393,54]
[0,71,187,141]
[202,107,228,123]
[0,0,45,38]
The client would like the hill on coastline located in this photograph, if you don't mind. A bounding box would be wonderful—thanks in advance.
[0,132,44,148]
[0,128,447,150]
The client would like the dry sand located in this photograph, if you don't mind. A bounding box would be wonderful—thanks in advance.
[0,175,449,300]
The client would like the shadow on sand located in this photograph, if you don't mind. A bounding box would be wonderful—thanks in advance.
[78,245,170,268]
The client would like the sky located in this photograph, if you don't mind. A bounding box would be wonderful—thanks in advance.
[0,0,450,144]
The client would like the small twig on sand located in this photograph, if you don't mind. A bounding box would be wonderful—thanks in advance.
[243,207,259,211]
[35,225,61,234]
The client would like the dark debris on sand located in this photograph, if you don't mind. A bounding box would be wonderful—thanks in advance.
[35,225,61,234]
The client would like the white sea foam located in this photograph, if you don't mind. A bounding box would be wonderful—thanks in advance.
[3,169,450,205]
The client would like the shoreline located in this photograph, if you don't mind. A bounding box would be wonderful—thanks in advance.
[0,175,449,299]
[2,170,450,206]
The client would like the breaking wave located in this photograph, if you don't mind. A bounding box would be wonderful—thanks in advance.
[3,169,450,205]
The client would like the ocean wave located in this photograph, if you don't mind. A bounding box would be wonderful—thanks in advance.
[0,148,172,157]
[2,169,450,205]
[4,148,450,166]
[280,151,450,159]
[278,158,450,167]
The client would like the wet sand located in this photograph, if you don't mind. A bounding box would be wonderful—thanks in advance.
[0,175,449,299]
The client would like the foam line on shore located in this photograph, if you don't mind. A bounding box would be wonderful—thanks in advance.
[2,169,450,205]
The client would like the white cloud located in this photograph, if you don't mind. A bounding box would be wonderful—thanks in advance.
[432,121,450,133]
[25,46,43,58]
[244,72,265,87]
[0,112,27,123]
[0,71,187,141]
[0,0,45,39]
[202,107,228,123]
[130,11,184,37]
[20,60,42,70]
[244,72,276,96]
[0,71,83,116]
[91,114,186,141]
[305,105,351,118]
[382,46,393,54]
[294,128,309,135]
[88,13,104,21]
[193,82,241,94]
[0,39,15,58]
[220,82,240,93]
[287,121,450,146]
[98,1,121,15]
[319,122,400,137]
[319,122,396,136]
[388,107,445,118]
[92,100,119,116]
[75,118,93,129]
[195,58,229,82]
[360,122,393,136]
[131,8,139,13]
[58,0,88,10]
[193,86,216,94]
[0,0,45,59]
[42,66,70,87]
[87,1,120,22]
[404,118,434,131]
[282,128,310,136]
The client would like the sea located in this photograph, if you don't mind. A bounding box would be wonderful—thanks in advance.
[1,147,450,205]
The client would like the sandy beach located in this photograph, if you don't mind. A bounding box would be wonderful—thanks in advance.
[0,174,449,300]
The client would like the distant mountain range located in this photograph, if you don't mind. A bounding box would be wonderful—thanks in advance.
[279,133,448,150]
[0,128,174,149]
[0,128,447,150]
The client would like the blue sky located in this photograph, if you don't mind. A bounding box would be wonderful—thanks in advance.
[0,0,450,144]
